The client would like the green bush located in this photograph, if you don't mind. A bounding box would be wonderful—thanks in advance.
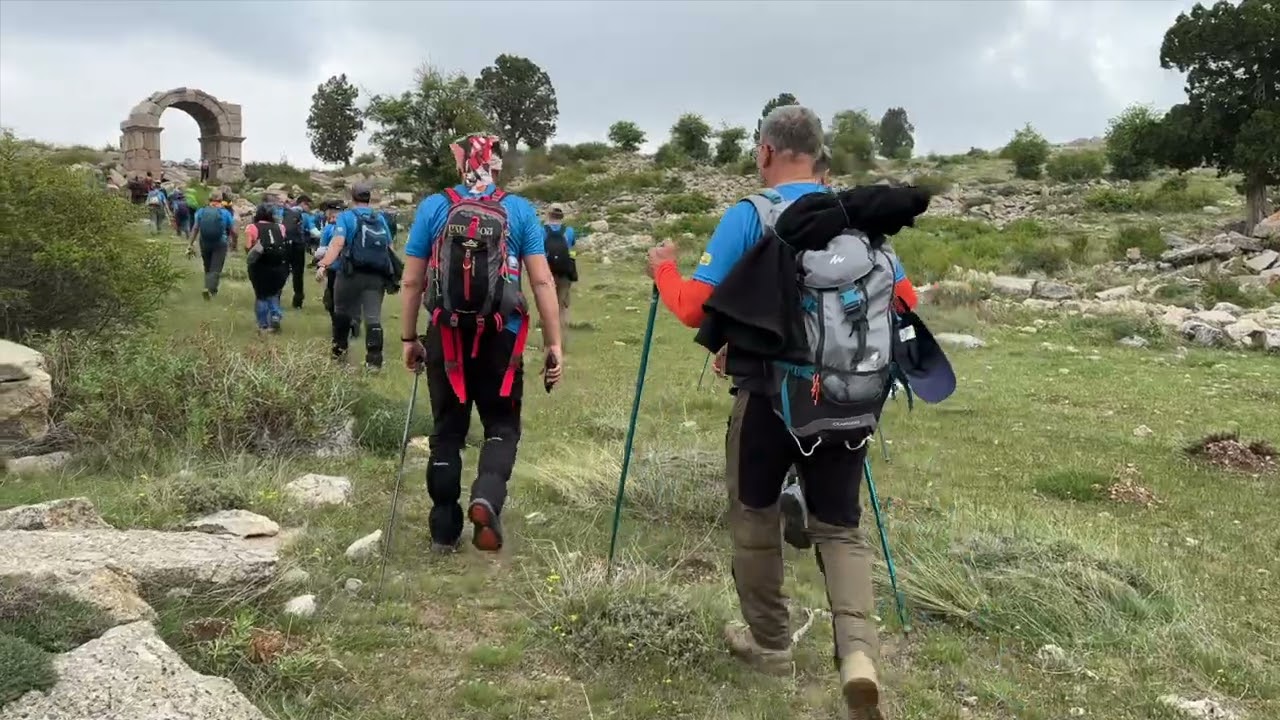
[43,330,364,457]
[0,133,181,341]
[0,634,55,707]
[607,121,646,153]
[1046,150,1106,182]
[1105,105,1162,181]
[47,145,105,166]
[613,170,681,193]
[655,192,715,215]
[1009,240,1070,275]
[516,147,557,177]
[519,170,590,202]
[546,142,612,166]
[1002,124,1051,179]
[1084,179,1222,213]
[893,218,1066,282]
[242,161,321,195]
[653,214,719,243]
[0,581,114,652]
[654,142,692,169]
[714,126,748,165]
[352,152,378,166]
[1110,224,1165,260]
[911,172,953,196]
[670,114,713,162]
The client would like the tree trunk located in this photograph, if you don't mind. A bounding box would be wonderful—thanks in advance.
[1244,175,1269,237]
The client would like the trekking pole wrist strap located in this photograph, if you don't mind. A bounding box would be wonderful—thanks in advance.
[400,336,419,343]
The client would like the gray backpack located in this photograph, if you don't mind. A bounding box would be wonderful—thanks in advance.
[746,189,900,449]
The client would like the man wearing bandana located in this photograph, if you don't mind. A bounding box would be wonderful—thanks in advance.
[400,135,565,553]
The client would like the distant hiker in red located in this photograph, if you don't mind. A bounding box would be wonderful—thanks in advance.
[399,135,564,554]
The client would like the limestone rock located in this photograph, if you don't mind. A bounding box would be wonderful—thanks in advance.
[1264,329,1280,353]
[1180,321,1225,347]
[284,473,352,507]
[9,566,156,625]
[407,436,431,454]
[1161,244,1216,266]
[278,567,311,587]
[1188,309,1237,327]
[1095,286,1136,301]
[1033,281,1077,301]
[1252,210,1280,239]
[1245,249,1279,273]
[1118,335,1149,349]
[0,497,111,531]
[344,529,382,560]
[0,528,278,592]
[1159,307,1192,328]
[1224,319,1265,345]
[935,333,985,349]
[587,219,610,233]
[1262,267,1280,284]
[0,340,52,450]
[344,578,364,595]
[283,594,317,618]
[5,451,72,476]
[0,621,267,720]
[991,276,1036,299]
[1219,231,1261,253]
[1125,247,1143,262]
[1211,302,1245,316]
[1156,694,1238,720]
[185,509,280,538]
[313,417,357,458]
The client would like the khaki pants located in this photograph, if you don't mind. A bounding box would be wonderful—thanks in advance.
[725,392,879,666]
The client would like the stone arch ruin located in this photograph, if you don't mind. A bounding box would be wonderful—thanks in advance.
[119,88,244,183]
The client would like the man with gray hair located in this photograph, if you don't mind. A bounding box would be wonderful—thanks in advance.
[645,104,885,719]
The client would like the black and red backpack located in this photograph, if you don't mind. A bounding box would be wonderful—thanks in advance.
[424,187,529,401]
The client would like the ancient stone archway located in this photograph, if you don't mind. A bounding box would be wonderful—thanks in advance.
[119,88,244,183]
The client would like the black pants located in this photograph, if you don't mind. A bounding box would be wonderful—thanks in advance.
[287,243,307,307]
[730,392,865,528]
[199,242,227,295]
[424,322,524,544]
[247,259,289,300]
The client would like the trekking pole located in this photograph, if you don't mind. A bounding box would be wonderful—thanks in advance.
[877,429,891,463]
[606,285,659,580]
[375,368,422,602]
[863,457,910,632]
[696,353,711,391]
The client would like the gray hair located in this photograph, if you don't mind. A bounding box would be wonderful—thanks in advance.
[759,105,824,158]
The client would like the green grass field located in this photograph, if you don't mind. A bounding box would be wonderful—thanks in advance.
[4,236,1279,720]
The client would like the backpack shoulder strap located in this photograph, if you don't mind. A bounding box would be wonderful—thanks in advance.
[444,187,462,204]
[490,188,506,202]
[743,189,784,232]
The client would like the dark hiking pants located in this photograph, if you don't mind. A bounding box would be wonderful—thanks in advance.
[331,270,385,366]
[423,323,523,545]
[726,391,879,667]
[287,243,307,308]
[200,241,228,295]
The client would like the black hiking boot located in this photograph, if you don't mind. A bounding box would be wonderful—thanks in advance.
[467,498,503,552]
[780,471,811,550]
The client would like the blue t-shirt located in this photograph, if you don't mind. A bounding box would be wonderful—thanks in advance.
[544,223,576,251]
[192,206,235,244]
[406,185,545,333]
[331,206,390,272]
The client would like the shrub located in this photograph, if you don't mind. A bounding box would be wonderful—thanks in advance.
[1046,150,1106,182]
[1009,241,1070,275]
[607,121,646,153]
[43,331,364,457]
[0,634,55,706]
[1002,124,1051,179]
[1109,224,1165,260]
[352,152,378,166]
[47,145,104,166]
[911,172,953,196]
[893,218,1064,282]
[669,113,712,162]
[519,170,589,202]
[655,192,715,215]
[714,126,748,165]
[515,147,556,177]
[612,170,678,193]
[1105,105,1162,181]
[653,214,719,243]
[1084,178,1222,213]
[568,142,612,162]
[653,143,692,169]
[243,161,319,193]
[175,477,252,516]
[0,133,182,340]
[1152,279,1200,308]
[1201,274,1259,308]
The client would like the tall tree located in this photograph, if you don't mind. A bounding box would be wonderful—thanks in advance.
[1104,104,1163,180]
[1158,0,1280,233]
[473,54,558,155]
[306,74,364,166]
[877,107,915,160]
[608,121,646,152]
[827,109,877,174]
[754,92,798,143]
[671,113,712,162]
[365,65,490,191]
[715,125,748,165]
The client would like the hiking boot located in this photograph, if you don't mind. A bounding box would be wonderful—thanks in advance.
[840,651,882,719]
[430,539,461,555]
[292,295,304,309]
[350,322,360,339]
[780,476,811,550]
[201,289,211,301]
[467,498,503,552]
[723,622,792,676]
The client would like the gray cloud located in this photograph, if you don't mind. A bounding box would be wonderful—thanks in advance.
[0,0,1194,167]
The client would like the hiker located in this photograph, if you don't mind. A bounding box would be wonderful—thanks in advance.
[171,190,192,237]
[541,203,578,348]
[220,197,240,251]
[282,195,317,309]
[244,204,290,332]
[145,184,169,234]
[314,182,394,368]
[399,134,564,553]
[189,194,236,299]
[200,158,210,182]
[316,200,361,339]
[384,207,400,246]
[644,105,929,720]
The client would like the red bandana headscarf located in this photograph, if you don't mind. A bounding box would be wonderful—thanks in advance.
[449,134,503,193]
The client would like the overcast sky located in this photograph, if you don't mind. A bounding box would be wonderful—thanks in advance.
[0,0,1195,168]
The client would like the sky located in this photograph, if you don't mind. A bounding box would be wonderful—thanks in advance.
[0,0,1197,168]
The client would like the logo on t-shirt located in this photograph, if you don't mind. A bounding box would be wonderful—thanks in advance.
[699,252,713,266]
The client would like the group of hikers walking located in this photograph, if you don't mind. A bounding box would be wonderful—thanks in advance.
[173,103,944,718]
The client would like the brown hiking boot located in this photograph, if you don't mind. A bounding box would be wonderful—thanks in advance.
[723,622,792,676]
[841,651,882,719]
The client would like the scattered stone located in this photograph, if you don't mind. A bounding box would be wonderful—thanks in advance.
[1133,425,1154,438]
[935,333,985,350]
[0,497,111,531]
[1033,281,1077,301]
[1163,232,1193,248]
[1264,329,1280,353]
[1095,286,1136,301]
[1159,307,1192,329]
[1161,243,1216,266]
[1252,210,1280,239]
[15,566,156,625]
[1224,319,1265,345]
[1125,247,1143,262]
[586,219,609,233]
[283,594,317,618]
[1180,321,1225,347]
[344,529,382,560]
[1202,205,1222,215]
[5,451,72,476]
[1245,249,1280,273]
[1210,302,1245,315]
[0,621,268,720]
[185,509,280,539]
[1118,335,1149,349]
[1035,644,1069,669]
[0,528,279,592]
[408,435,431,454]
[313,416,357,458]
[1156,694,1238,720]
[284,473,352,507]
[1188,309,1237,327]
[0,340,52,450]
[991,276,1036,299]
[1262,267,1280,284]
[278,567,311,587]
[344,578,364,595]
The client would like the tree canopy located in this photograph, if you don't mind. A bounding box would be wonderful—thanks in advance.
[306,74,364,166]
[877,107,915,160]
[474,54,559,154]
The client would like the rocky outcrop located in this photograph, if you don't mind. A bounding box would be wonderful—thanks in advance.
[185,509,280,539]
[284,473,353,507]
[5,451,72,476]
[0,497,110,531]
[0,340,52,452]
[0,621,267,720]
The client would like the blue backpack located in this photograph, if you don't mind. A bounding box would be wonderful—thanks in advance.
[197,208,226,243]
[343,211,392,274]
